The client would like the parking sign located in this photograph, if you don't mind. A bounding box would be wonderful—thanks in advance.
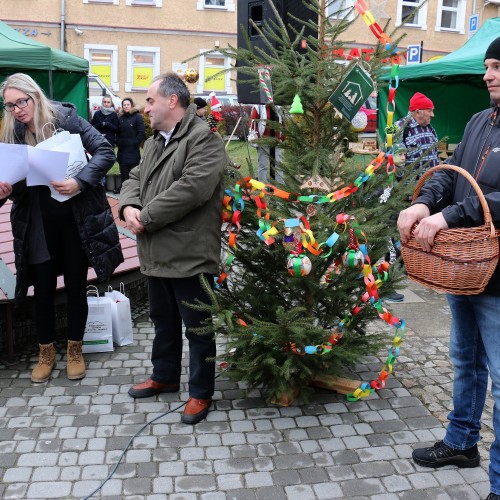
[407,44,421,65]
[469,14,479,39]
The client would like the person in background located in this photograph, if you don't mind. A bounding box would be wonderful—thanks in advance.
[250,104,272,183]
[397,36,500,500]
[0,73,123,383]
[385,92,440,304]
[193,97,208,119]
[249,104,284,183]
[397,91,439,177]
[116,97,145,189]
[91,95,119,148]
[120,73,226,425]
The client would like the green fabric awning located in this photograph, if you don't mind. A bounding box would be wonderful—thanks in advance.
[0,20,89,118]
[378,17,500,144]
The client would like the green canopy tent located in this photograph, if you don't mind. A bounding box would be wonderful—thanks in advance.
[0,20,89,119]
[379,17,500,144]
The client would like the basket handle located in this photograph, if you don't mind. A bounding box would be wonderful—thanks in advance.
[412,164,496,238]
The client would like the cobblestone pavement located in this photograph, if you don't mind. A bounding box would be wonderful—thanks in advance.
[0,280,494,499]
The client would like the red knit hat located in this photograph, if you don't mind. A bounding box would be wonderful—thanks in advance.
[409,92,434,111]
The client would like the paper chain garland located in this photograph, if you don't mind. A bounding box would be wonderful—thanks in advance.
[220,174,406,401]
[219,1,406,401]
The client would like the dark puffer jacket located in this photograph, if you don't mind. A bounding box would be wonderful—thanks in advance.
[1,102,124,300]
[116,108,145,166]
[91,109,119,147]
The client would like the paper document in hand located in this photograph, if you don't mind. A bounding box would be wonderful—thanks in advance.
[0,144,29,184]
[35,131,88,202]
[26,148,70,186]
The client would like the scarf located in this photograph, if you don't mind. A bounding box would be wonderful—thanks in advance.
[100,105,115,116]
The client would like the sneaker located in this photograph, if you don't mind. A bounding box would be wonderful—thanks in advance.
[486,494,500,500]
[385,292,405,303]
[412,440,480,469]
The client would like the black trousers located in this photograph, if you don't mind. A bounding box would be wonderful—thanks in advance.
[148,275,216,399]
[30,209,89,344]
[119,163,135,186]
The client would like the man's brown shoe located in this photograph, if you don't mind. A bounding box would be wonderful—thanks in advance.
[128,378,180,398]
[181,397,212,425]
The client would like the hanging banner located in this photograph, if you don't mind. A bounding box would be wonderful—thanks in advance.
[91,65,112,87]
[204,67,225,92]
[328,64,375,121]
[172,62,188,79]
[133,67,153,89]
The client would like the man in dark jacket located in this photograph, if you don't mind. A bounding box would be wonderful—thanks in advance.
[398,36,500,500]
[119,73,226,425]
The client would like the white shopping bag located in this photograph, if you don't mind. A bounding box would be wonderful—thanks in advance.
[105,284,134,346]
[82,286,114,353]
[35,129,88,202]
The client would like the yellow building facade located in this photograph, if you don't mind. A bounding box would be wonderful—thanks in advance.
[2,0,500,106]
[332,0,500,63]
[2,0,238,106]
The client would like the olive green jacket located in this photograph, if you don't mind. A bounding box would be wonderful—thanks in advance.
[119,104,226,278]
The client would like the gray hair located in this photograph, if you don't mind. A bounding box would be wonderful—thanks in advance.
[154,73,191,109]
[0,73,58,146]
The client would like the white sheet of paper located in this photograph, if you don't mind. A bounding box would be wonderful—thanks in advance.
[0,144,29,184]
[27,147,70,187]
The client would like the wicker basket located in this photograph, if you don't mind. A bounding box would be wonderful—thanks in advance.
[401,164,499,295]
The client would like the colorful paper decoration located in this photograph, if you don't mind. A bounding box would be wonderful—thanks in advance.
[287,254,312,277]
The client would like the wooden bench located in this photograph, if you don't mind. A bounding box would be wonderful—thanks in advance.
[0,195,143,364]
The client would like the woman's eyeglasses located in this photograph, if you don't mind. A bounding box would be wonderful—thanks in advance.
[3,96,32,112]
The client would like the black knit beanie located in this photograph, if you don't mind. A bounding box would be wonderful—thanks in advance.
[485,36,500,61]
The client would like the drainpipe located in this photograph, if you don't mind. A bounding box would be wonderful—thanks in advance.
[60,0,65,51]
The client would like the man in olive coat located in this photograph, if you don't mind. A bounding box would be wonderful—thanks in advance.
[119,73,226,424]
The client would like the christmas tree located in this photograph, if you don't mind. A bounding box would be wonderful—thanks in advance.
[200,0,411,403]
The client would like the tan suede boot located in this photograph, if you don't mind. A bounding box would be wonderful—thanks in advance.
[31,343,56,383]
[67,340,86,380]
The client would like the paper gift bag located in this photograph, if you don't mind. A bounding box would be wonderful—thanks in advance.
[105,284,134,346]
[82,287,114,353]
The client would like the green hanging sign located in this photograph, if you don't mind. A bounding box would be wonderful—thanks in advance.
[329,64,375,122]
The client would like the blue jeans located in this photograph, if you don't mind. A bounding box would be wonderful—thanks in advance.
[445,293,500,494]
[148,275,216,399]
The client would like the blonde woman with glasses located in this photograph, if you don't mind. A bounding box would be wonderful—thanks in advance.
[0,73,123,383]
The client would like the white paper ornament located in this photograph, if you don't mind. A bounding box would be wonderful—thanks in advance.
[351,111,368,132]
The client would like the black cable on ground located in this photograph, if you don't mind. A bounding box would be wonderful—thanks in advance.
[82,400,187,500]
[82,371,224,499]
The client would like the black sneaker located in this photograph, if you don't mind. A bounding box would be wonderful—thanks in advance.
[412,440,480,468]
[385,292,405,303]
[486,494,500,500]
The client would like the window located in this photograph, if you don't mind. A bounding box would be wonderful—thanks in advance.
[396,0,428,29]
[326,0,354,20]
[196,51,233,95]
[84,44,119,92]
[126,46,160,92]
[436,0,466,33]
[83,0,119,4]
[125,0,162,5]
[196,0,234,11]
